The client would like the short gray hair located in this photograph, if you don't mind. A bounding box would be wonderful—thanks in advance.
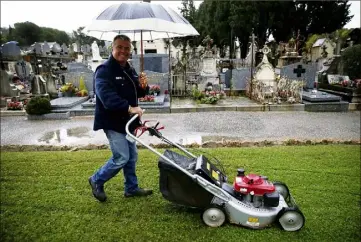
[113,34,131,43]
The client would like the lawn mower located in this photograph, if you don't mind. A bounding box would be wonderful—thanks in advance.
[126,114,305,231]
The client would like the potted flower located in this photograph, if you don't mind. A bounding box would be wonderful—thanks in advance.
[149,85,161,96]
[60,83,78,97]
[76,89,88,97]
[7,101,23,110]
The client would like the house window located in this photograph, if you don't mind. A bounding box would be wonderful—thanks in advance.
[145,49,157,54]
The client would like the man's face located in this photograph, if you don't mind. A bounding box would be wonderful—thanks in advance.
[112,39,131,65]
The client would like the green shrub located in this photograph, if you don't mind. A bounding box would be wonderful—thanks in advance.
[342,44,361,80]
[25,96,52,115]
[191,87,205,100]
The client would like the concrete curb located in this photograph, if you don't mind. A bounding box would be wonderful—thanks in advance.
[1,103,360,117]
[1,139,359,152]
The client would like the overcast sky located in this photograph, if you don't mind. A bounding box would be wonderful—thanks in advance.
[1,0,360,33]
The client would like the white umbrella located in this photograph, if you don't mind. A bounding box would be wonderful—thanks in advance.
[84,1,199,72]
[84,30,192,42]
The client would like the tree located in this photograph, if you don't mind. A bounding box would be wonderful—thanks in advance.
[176,0,200,59]
[194,0,353,58]
[71,26,104,47]
[342,44,361,80]
[40,27,71,45]
[13,22,42,46]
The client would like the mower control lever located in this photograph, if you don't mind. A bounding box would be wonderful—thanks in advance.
[134,120,164,138]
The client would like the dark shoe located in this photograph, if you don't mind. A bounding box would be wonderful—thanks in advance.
[124,188,153,198]
[88,177,107,202]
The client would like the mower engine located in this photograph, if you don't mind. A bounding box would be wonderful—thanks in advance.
[233,169,280,208]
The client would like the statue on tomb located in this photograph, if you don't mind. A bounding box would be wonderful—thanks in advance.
[202,35,214,58]
[202,35,213,51]
[235,37,241,59]
[288,38,296,53]
[91,41,102,61]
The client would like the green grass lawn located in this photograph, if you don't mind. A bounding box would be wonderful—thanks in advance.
[1,145,360,242]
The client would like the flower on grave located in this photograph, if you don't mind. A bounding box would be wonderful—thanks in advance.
[60,82,77,93]
[76,89,88,97]
[7,101,23,110]
[149,85,161,95]
[353,79,361,88]
[341,80,349,87]
[150,85,160,92]
[139,95,155,102]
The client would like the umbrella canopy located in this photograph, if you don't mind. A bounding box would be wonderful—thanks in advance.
[84,2,199,41]
[84,1,199,73]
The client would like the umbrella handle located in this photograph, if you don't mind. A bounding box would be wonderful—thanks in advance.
[140,30,144,73]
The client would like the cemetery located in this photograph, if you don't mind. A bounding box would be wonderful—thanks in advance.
[1,27,360,120]
[0,2,360,242]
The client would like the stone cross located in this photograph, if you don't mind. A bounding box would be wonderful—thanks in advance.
[293,64,306,78]
[260,45,270,64]
[261,45,270,55]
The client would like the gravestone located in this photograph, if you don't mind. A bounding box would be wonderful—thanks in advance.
[302,89,341,102]
[302,89,348,112]
[327,74,350,84]
[85,44,91,54]
[42,73,58,98]
[235,37,241,59]
[7,61,17,74]
[199,51,218,90]
[61,44,69,54]
[51,42,62,55]
[293,65,305,78]
[34,42,43,55]
[15,60,33,79]
[72,43,79,53]
[1,41,21,60]
[31,75,48,95]
[131,54,169,73]
[224,68,251,90]
[99,45,104,55]
[62,62,94,92]
[43,42,51,54]
[244,42,258,66]
[254,45,276,88]
[143,70,169,94]
[91,41,102,61]
[69,44,74,55]
[278,62,318,89]
[51,96,89,111]
[0,69,20,97]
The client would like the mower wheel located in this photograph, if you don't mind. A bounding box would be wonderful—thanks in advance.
[273,182,290,200]
[279,210,305,231]
[202,206,226,227]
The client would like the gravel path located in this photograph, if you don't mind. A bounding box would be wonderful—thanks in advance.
[1,111,360,147]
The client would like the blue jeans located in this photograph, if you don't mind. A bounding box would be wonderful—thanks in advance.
[91,129,139,194]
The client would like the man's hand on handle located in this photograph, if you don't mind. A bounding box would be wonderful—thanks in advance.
[129,106,144,117]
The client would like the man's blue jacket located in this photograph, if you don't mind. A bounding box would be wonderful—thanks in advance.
[93,55,148,134]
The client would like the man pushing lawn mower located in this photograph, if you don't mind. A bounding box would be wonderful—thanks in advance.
[123,114,305,231]
[88,35,305,232]
[88,34,152,202]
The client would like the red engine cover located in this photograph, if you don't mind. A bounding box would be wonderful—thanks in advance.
[233,174,275,196]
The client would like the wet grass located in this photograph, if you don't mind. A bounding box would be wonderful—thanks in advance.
[0,145,360,242]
